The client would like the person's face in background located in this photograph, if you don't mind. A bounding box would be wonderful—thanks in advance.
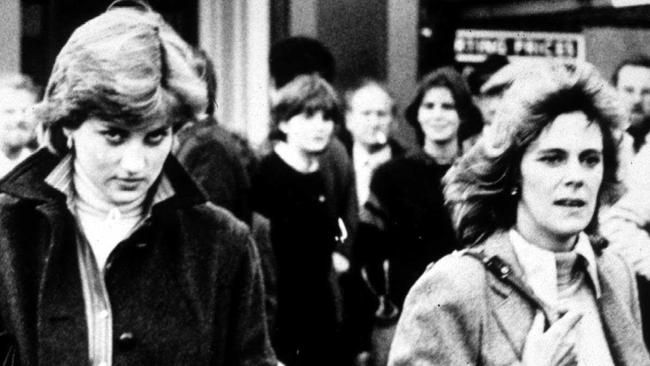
[65,117,173,205]
[345,84,393,152]
[516,111,604,251]
[616,65,650,129]
[417,86,460,145]
[279,110,334,156]
[0,87,38,153]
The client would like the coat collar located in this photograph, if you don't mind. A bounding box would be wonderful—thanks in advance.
[478,231,650,365]
[0,148,208,209]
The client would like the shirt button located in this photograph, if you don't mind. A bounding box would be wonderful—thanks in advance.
[318,195,326,203]
[118,332,136,350]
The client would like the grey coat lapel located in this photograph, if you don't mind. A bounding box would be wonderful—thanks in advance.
[597,255,650,366]
[481,232,536,359]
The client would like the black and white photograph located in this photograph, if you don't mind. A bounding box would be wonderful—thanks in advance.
[1,0,650,365]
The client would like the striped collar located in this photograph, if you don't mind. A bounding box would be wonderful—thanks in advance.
[44,154,175,214]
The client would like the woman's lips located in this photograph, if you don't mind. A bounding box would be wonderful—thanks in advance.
[553,199,586,207]
[115,178,145,190]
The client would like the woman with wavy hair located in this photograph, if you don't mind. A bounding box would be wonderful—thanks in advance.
[0,2,275,365]
[357,66,483,311]
[388,61,650,366]
[352,67,483,365]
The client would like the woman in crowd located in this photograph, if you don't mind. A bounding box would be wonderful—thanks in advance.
[351,66,483,365]
[356,66,483,311]
[404,66,484,168]
[251,74,345,366]
[388,62,650,365]
[0,3,275,365]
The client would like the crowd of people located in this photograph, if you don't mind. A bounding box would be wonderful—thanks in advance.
[2,1,650,365]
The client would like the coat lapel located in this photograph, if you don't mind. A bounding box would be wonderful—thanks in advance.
[481,232,536,359]
[36,201,88,364]
[597,256,650,366]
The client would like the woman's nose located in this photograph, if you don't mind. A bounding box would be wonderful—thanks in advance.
[564,159,586,187]
[120,143,146,173]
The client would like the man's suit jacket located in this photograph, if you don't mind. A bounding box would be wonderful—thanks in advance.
[388,231,650,366]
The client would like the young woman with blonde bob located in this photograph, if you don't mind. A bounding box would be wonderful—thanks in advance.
[0,2,275,365]
[388,62,650,366]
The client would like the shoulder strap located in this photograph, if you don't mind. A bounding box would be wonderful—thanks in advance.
[463,249,559,327]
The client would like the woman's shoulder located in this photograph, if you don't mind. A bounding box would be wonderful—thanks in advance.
[405,249,489,305]
[179,202,253,251]
[184,201,249,232]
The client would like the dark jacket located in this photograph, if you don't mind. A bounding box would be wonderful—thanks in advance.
[0,149,276,366]
[356,151,458,307]
[251,151,344,366]
[175,121,254,223]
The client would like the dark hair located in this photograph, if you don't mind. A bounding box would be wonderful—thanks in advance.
[444,61,624,247]
[466,54,509,95]
[269,36,336,88]
[405,66,484,147]
[35,3,206,155]
[611,54,650,86]
[270,74,341,141]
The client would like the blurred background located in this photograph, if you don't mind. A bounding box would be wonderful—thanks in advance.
[2,0,650,147]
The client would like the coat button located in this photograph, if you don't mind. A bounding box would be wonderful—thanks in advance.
[118,332,136,350]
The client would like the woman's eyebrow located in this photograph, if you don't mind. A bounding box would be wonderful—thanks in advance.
[146,126,170,134]
[536,148,565,154]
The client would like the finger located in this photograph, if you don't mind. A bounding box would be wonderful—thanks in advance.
[555,342,578,366]
[547,310,583,338]
[557,350,578,366]
[527,311,546,340]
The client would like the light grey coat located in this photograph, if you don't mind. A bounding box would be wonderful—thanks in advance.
[388,231,650,366]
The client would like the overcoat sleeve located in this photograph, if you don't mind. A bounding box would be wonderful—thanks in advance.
[227,233,277,366]
[387,255,485,366]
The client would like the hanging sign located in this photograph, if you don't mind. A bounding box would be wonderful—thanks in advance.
[611,0,650,7]
[454,29,586,63]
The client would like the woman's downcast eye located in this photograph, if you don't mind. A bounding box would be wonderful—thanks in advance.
[582,153,602,167]
[538,152,564,165]
[101,129,127,144]
[537,151,602,167]
[145,129,170,145]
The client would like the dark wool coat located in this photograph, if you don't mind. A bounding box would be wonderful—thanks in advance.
[356,151,458,308]
[175,121,254,223]
[0,149,276,366]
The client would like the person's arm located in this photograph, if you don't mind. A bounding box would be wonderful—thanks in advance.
[600,143,650,279]
[226,233,277,366]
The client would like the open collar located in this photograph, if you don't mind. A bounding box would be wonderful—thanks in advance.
[43,154,175,216]
[0,148,207,209]
[509,229,602,304]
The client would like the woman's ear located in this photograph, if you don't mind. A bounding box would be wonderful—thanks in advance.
[62,128,74,150]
